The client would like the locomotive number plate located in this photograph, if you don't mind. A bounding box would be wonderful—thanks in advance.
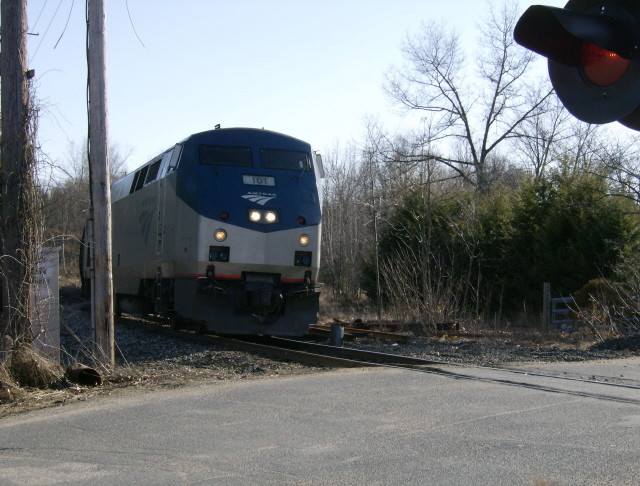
[243,175,276,187]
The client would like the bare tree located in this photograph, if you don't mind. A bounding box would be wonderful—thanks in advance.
[41,140,129,278]
[385,1,553,193]
[513,95,570,178]
[320,143,371,300]
[588,133,640,204]
[562,122,606,174]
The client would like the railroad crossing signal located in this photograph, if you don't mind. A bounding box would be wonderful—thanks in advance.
[514,0,640,130]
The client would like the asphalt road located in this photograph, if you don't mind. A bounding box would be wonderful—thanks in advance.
[1,359,639,486]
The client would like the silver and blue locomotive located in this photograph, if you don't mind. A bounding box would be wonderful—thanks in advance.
[83,127,323,335]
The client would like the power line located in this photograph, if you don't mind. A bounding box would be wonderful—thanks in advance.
[30,0,63,62]
[54,0,75,49]
[125,0,146,48]
[31,0,49,32]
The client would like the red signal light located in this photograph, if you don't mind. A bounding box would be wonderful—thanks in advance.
[580,41,630,87]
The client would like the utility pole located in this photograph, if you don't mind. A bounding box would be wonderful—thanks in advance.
[367,151,382,321]
[0,0,31,344]
[87,0,115,368]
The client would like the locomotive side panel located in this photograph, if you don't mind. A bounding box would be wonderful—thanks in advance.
[112,148,185,294]
[112,186,159,294]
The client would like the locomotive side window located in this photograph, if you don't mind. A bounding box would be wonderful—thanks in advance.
[129,165,149,193]
[144,159,162,185]
[199,145,253,167]
[129,172,141,194]
[260,149,312,172]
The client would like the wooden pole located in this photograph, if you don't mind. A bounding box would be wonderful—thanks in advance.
[368,153,382,321]
[87,0,115,368]
[0,0,30,343]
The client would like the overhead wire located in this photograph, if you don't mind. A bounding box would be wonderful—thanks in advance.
[30,0,63,62]
[53,0,75,49]
[30,0,49,33]
[125,0,146,48]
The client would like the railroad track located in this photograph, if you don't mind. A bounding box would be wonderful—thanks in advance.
[118,315,640,406]
[227,335,640,405]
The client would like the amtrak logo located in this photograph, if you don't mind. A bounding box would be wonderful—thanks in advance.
[242,193,276,206]
[138,210,153,246]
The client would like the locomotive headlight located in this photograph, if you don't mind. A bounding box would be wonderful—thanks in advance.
[299,234,310,246]
[248,209,279,224]
[265,211,278,223]
[249,210,262,222]
[214,229,227,242]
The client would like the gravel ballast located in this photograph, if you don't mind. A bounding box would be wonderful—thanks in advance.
[1,287,639,417]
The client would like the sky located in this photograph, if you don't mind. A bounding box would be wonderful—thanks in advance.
[26,0,567,175]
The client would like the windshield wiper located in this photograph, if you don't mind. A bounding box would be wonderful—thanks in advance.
[297,158,311,181]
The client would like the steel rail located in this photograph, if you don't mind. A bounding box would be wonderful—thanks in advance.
[231,336,640,406]
[409,365,640,406]
[268,336,640,389]
[116,315,373,368]
[117,316,640,405]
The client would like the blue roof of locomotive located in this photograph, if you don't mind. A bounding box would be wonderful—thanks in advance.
[176,128,321,232]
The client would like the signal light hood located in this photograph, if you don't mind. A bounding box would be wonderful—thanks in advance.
[515,5,640,65]
[514,1,640,129]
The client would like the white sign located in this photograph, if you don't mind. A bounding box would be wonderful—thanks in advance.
[31,247,60,363]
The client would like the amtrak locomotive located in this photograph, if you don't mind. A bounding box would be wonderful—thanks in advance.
[82,127,323,335]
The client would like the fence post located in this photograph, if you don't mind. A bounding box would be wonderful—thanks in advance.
[543,282,551,330]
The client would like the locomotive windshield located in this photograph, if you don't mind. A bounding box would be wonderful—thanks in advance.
[260,149,312,171]
[199,145,253,167]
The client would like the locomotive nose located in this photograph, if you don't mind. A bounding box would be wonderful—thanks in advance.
[246,281,274,307]
[243,274,282,312]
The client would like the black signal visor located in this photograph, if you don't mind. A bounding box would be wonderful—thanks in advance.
[515,5,638,66]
